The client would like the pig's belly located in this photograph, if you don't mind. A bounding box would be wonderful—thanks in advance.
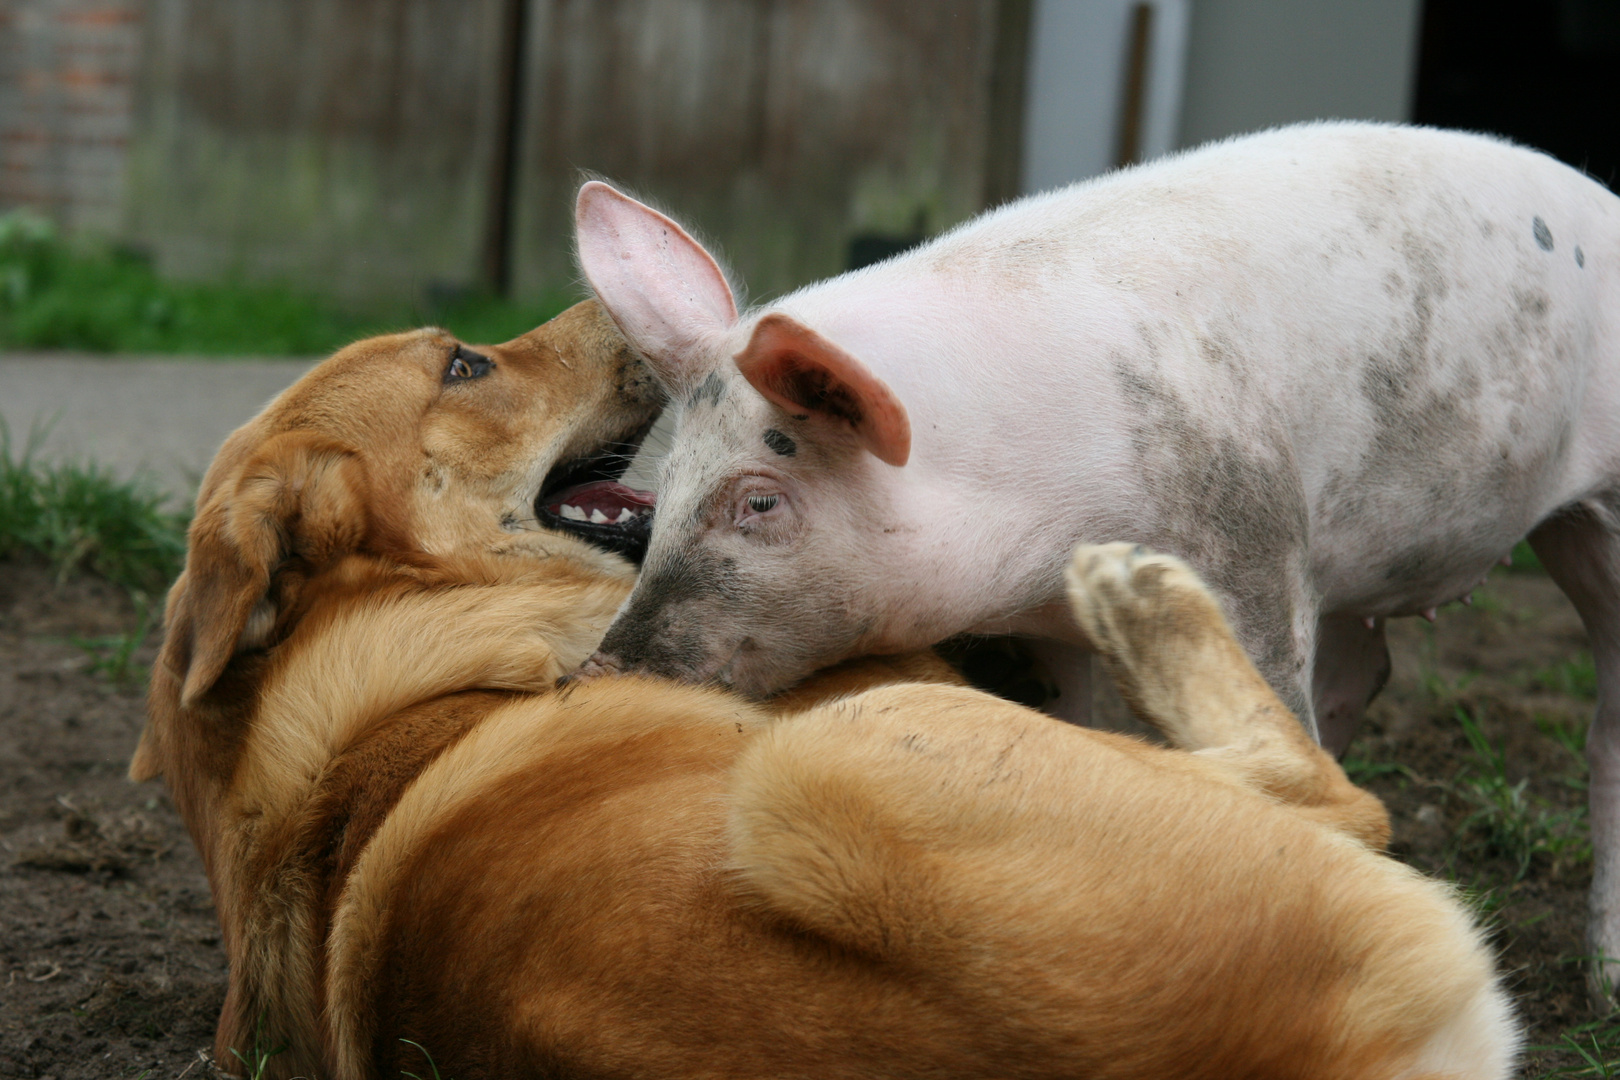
[1302,415,1588,618]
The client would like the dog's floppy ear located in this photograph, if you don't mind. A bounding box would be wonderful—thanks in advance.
[735,313,912,467]
[162,432,369,709]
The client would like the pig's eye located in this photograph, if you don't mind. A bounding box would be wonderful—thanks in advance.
[746,494,779,514]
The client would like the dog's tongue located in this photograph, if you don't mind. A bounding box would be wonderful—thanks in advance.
[545,481,656,526]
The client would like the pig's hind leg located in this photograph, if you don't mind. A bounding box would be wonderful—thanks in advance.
[1528,501,1620,1005]
[1065,543,1389,848]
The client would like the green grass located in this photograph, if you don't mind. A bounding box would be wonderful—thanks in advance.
[70,609,154,683]
[401,1038,456,1080]
[1416,619,1480,703]
[228,1016,287,1080]
[1538,713,1592,774]
[1509,538,1546,574]
[1533,653,1600,700]
[1536,1021,1620,1078]
[1448,706,1590,881]
[0,421,187,598]
[0,209,574,355]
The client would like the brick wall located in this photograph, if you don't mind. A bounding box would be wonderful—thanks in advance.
[0,0,143,234]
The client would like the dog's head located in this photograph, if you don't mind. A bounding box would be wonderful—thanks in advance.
[147,300,662,723]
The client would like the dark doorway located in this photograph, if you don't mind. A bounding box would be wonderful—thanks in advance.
[1414,0,1620,191]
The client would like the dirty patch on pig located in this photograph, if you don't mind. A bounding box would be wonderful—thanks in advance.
[595,543,744,681]
[1351,231,1465,451]
[689,371,726,408]
[1319,218,1577,606]
[763,428,797,456]
[1343,234,1466,488]
[1111,357,1314,716]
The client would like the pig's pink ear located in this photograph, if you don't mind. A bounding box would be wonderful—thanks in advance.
[575,181,737,391]
[735,313,911,467]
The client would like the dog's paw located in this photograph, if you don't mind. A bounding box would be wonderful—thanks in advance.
[1064,543,1222,660]
[559,650,624,689]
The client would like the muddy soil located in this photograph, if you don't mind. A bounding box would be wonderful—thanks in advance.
[0,554,1610,1078]
[0,559,223,1080]
[1355,570,1605,1076]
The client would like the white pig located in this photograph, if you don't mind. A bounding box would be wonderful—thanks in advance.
[573,122,1620,987]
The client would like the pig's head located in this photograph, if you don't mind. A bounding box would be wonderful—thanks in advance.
[572,181,913,696]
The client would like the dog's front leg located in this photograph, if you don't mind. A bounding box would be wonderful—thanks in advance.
[1065,543,1389,848]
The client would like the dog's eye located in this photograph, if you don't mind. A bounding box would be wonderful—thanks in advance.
[445,346,494,384]
[746,494,779,514]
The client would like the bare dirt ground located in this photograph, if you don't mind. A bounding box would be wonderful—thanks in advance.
[1354,569,1605,1076]
[0,559,222,1080]
[0,553,1610,1078]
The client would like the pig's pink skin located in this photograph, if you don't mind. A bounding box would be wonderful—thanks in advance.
[579,121,1620,981]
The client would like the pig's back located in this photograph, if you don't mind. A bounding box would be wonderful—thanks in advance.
[780,122,1620,606]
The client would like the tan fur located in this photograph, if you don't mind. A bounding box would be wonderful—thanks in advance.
[136,309,1515,1079]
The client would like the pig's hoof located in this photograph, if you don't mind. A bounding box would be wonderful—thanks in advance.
[560,651,623,689]
[1063,543,1221,661]
[1586,935,1620,1012]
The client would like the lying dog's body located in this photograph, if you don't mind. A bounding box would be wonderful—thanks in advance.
[134,304,1515,1078]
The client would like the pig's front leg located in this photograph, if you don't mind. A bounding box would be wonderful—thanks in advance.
[1311,613,1393,755]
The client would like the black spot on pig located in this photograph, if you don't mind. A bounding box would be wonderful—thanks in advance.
[1533,217,1554,251]
[763,429,796,456]
[1576,245,1585,268]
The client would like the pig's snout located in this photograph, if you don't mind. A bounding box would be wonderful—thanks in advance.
[558,650,624,689]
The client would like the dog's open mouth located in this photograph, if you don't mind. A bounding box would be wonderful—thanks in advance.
[535,427,657,563]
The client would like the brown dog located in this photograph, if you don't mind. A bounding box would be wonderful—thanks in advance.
[132,301,1517,1079]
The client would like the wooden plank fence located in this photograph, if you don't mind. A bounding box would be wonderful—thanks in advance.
[3,0,1031,305]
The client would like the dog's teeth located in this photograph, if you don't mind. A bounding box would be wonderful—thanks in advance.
[589,508,609,524]
[1362,615,1376,630]
[1422,607,1437,622]
[560,504,587,521]
[615,507,634,523]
